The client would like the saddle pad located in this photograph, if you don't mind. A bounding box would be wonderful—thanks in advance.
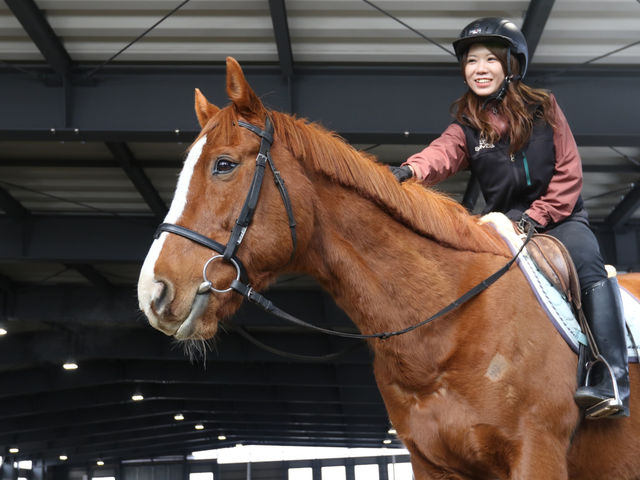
[480,212,640,363]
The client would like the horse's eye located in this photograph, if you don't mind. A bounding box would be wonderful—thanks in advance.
[213,156,238,174]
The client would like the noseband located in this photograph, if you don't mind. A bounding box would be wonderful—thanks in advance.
[155,115,297,294]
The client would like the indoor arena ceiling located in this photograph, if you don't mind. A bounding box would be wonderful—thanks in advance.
[0,0,639,470]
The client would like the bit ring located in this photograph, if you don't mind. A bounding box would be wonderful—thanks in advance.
[200,255,241,294]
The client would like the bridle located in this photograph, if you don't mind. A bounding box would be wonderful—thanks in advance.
[155,115,296,293]
[154,114,533,341]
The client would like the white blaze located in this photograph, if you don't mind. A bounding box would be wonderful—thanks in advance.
[137,135,207,315]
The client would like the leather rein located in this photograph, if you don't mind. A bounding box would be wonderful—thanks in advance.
[155,115,533,341]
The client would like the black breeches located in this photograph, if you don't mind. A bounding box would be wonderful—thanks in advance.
[544,216,607,292]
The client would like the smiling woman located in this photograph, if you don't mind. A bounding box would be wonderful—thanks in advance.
[463,44,506,97]
[399,16,632,421]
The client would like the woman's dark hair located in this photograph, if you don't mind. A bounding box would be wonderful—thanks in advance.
[451,43,556,153]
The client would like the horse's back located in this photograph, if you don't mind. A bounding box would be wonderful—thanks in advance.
[619,272,640,298]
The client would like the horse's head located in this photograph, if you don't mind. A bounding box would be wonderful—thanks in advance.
[137,57,313,340]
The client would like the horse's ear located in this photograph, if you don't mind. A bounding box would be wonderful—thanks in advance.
[225,57,264,116]
[194,88,220,128]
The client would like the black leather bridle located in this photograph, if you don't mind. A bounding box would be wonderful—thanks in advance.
[154,115,532,341]
[155,115,296,293]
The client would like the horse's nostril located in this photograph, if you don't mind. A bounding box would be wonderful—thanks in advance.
[151,280,172,315]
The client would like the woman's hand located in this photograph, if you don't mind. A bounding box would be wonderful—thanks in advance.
[390,165,413,183]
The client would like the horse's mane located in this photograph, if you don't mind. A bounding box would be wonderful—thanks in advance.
[204,106,509,257]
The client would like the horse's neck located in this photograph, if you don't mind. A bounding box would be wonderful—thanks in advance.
[303,182,484,338]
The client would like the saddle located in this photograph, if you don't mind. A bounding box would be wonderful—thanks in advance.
[524,232,583,315]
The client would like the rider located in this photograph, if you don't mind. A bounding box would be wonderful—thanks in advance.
[391,17,629,418]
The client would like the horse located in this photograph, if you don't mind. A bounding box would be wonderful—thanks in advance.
[137,57,640,480]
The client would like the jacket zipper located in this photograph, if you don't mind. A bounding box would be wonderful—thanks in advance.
[522,152,532,186]
[510,152,532,187]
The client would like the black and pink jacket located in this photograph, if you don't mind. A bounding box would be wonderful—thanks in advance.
[404,94,584,228]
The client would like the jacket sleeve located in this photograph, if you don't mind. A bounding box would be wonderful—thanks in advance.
[525,95,583,227]
[403,123,469,186]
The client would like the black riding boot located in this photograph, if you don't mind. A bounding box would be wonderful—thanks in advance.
[574,277,630,418]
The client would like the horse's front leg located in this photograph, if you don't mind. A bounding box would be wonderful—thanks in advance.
[508,429,570,480]
[408,454,469,480]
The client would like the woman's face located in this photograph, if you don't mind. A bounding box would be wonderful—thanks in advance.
[464,43,506,97]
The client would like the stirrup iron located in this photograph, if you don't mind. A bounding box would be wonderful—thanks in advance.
[582,355,623,419]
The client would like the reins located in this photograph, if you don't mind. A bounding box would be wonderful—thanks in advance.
[155,114,534,341]
[231,228,534,340]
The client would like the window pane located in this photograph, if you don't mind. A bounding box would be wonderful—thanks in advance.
[387,462,413,480]
[355,464,379,480]
[322,466,346,480]
[288,467,312,480]
[190,473,213,480]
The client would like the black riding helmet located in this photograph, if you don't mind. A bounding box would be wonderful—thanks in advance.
[453,17,529,79]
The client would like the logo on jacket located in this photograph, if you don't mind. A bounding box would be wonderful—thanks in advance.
[475,136,495,152]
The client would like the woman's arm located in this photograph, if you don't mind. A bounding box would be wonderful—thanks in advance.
[403,123,469,185]
[525,95,583,227]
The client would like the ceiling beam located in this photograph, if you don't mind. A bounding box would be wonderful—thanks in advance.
[64,263,113,292]
[0,159,638,174]
[1,65,638,146]
[105,141,168,220]
[0,381,380,422]
[604,180,640,228]
[0,186,30,219]
[0,214,157,262]
[9,423,393,460]
[0,398,386,439]
[268,0,294,78]
[0,359,376,398]
[1,214,637,268]
[0,283,353,330]
[0,328,366,373]
[4,0,72,78]
[3,412,387,445]
[521,0,555,61]
[10,428,395,463]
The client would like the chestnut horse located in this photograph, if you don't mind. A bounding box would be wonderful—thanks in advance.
[138,57,640,480]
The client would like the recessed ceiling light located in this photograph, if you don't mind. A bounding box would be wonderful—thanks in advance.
[382,439,392,445]
[217,435,227,441]
[387,428,397,435]
[131,394,144,401]
[96,460,104,466]
[63,362,78,370]
[59,455,68,461]
[0,327,7,336]
[174,413,185,421]
[9,447,19,453]
[195,424,204,430]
